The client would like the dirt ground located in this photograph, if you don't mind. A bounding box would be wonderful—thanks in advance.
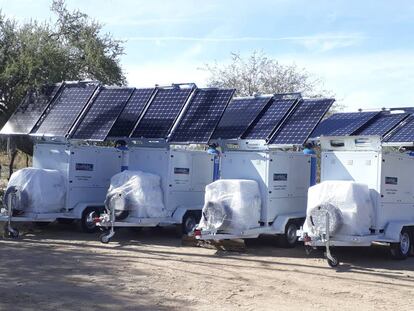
[0,223,413,311]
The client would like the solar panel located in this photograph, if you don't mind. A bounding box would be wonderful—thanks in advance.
[0,84,61,135]
[107,88,155,138]
[311,111,380,137]
[385,116,414,143]
[270,98,334,145]
[211,96,272,140]
[242,97,297,140]
[169,89,234,143]
[355,112,409,137]
[33,82,98,137]
[131,87,193,139]
[71,87,134,140]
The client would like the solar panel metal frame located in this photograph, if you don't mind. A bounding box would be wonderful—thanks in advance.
[168,88,235,144]
[106,87,156,140]
[211,95,274,140]
[31,81,100,137]
[129,84,196,140]
[0,83,64,135]
[69,86,135,141]
[240,94,301,141]
[269,98,335,145]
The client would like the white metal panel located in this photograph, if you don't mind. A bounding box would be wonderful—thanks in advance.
[33,143,70,174]
[191,152,214,191]
[66,146,123,210]
[321,151,381,191]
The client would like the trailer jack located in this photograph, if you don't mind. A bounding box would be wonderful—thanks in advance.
[4,187,19,238]
[324,213,339,267]
[99,207,116,244]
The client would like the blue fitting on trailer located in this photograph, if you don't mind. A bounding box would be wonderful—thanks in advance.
[303,143,317,186]
[207,144,220,181]
[115,140,129,172]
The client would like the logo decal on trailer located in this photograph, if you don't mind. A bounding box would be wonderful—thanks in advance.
[273,173,288,181]
[174,167,190,175]
[385,177,398,185]
[75,163,94,171]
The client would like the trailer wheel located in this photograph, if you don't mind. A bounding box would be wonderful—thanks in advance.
[278,221,298,248]
[327,255,339,268]
[182,211,199,235]
[4,226,19,239]
[390,228,411,260]
[81,207,103,233]
[99,232,111,244]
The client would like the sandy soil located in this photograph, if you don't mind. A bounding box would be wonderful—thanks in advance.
[0,223,413,311]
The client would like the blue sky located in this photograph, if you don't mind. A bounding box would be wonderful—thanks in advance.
[1,0,414,111]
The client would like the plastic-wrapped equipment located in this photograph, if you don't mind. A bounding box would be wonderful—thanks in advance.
[304,181,374,236]
[198,179,261,232]
[6,168,66,213]
[106,170,167,218]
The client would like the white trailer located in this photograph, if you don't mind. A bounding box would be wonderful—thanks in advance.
[1,140,123,237]
[299,136,414,267]
[194,140,311,247]
[97,143,215,243]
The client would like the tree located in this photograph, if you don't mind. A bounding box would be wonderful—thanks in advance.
[204,51,337,104]
[0,0,126,125]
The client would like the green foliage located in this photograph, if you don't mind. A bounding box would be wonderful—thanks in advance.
[0,0,126,125]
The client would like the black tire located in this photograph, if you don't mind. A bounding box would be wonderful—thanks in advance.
[278,221,298,248]
[57,218,75,225]
[99,232,111,244]
[182,211,201,235]
[114,210,129,221]
[81,206,103,233]
[390,228,411,260]
[327,255,339,267]
[4,226,19,239]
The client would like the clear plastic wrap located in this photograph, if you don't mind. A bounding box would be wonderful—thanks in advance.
[6,168,66,213]
[198,179,261,232]
[106,170,167,218]
[304,181,374,236]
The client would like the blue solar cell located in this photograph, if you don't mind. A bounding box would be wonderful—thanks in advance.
[108,88,155,138]
[211,96,272,140]
[34,82,98,136]
[356,112,409,137]
[311,111,380,137]
[385,116,414,143]
[169,89,234,143]
[72,87,134,140]
[0,84,61,135]
[270,98,334,145]
[242,97,297,140]
[131,87,193,139]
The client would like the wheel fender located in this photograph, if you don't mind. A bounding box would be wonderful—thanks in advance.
[172,206,203,223]
[270,212,306,234]
[72,203,105,219]
[384,221,414,242]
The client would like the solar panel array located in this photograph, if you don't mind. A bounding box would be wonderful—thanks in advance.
[311,111,380,138]
[72,87,134,140]
[211,96,272,140]
[108,88,155,138]
[0,84,61,135]
[385,116,414,143]
[242,97,297,140]
[169,89,234,143]
[33,83,98,137]
[271,99,334,145]
[356,112,409,137]
[131,87,193,139]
